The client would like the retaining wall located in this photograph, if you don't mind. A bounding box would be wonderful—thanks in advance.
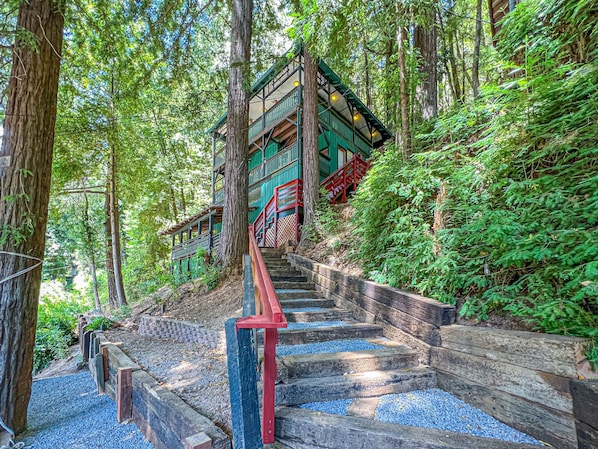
[83,330,230,449]
[138,315,222,349]
[287,253,597,449]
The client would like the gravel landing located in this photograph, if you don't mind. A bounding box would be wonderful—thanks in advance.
[20,371,153,449]
[277,338,386,357]
[104,328,232,436]
[299,389,542,445]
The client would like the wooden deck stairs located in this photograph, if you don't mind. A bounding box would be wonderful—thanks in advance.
[259,248,542,449]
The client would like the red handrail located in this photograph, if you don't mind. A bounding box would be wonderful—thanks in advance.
[252,179,303,248]
[321,154,370,204]
[236,227,287,444]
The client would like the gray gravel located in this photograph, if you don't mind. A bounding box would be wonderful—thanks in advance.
[299,389,541,445]
[277,338,386,357]
[19,371,153,449]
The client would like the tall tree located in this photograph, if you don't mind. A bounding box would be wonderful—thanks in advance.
[414,7,438,120]
[0,0,64,434]
[218,0,253,271]
[301,48,319,232]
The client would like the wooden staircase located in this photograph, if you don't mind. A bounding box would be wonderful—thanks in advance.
[259,248,542,449]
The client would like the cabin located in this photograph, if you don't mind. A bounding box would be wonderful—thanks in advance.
[162,47,392,277]
[488,0,520,38]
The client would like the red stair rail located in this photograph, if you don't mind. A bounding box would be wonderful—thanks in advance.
[236,228,288,443]
[253,179,303,247]
[321,154,370,204]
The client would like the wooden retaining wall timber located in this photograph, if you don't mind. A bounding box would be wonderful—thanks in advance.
[85,331,230,449]
[286,253,597,449]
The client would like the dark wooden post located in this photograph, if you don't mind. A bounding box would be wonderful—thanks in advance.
[117,368,133,423]
[102,346,109,381]
[225,318,261,449]
[95,354,105,394]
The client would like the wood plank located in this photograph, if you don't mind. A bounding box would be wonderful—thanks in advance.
[431,347,573,413]
[576,421,598,449]
[436,371,577,449]
[82,331,91,362]
[102,346,109,381]
[117,367,133,423]
[288,254,455,327]
[440,325,594,379]
[570,380,598,428]
[95,354,105,394]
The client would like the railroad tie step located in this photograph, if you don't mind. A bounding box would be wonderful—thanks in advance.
[276,323,384,345]
[270,274,308,282]
[275,407,542,449]
[284,309,354,323]
[273,281,316,290]
[280,298,335,309]
[276,289,322,300]
[275,367,437,406]
[277,346,419,382]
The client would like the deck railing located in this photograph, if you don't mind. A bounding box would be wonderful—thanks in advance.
[321,154,370,204]
[235,228,288,444]
[253,179,303,248]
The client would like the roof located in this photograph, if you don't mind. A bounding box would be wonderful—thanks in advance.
[208,45,392,144]
[159,206,223,236]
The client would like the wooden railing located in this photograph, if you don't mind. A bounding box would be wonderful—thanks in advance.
[253,179,303,248]
[321,154,370,204]
[236,228,288,444]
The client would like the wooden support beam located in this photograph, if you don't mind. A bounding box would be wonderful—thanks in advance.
[95,354,105,394]
[83,331,92,362]
[117,367,133,423]
[102,346,109,381]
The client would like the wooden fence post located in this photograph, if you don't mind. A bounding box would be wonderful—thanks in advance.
[117,367,133,423]
[83,331,92,362]
[95,354,105,394]
[102,346,109,381]
[225,318,261,449]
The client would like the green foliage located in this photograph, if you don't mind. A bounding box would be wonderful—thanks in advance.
[352,0,598,348]
[301,188,342,242]
[34,282,88,372]
[86,316,115,331]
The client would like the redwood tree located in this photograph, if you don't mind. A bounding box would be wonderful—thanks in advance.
[0,0,64,434]
[218,0,253,271]
[301,49,319,233]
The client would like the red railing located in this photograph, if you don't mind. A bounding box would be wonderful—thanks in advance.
[236,228,288,443]
[321,154,370,204]
[253,179,303,248]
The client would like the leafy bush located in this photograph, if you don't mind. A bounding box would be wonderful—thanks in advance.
[86,316,115,331]
[352,0,598,348]
[34,281,88,372]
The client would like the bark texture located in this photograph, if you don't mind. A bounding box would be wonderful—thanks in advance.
[414,18,438,120]
[301,50,319,234]
[396,24,411,158]
[109,143,127,307]
[218,0,253,271]
[0,0,64,434]
[104,190,119,308]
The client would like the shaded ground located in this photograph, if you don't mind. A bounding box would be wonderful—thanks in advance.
[21,372,153,449]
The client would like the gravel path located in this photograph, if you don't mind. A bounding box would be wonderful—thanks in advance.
[20,371,153,449]
[105,328,232,435]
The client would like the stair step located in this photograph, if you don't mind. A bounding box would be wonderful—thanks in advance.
[280,298,335,309]
[284,309,354,322]
[270,274,308,282]
[277,323,384,345]
[276,289,321,300]
[264,262,293,269]
[275,367,437,405]
[273,281,316,290]
[278,346,419,382]
[275,407,541,449]
[268,269,304,277]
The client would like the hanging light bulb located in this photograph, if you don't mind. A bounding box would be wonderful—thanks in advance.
[331,93,339,102]
[293,80,300,87]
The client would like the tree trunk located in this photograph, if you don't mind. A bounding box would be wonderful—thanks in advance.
[104,190,119,308]
[472,0,483,98]
[301,49,319,234]
[363,44,372,109]
[218,0,253,271]
[414,16,438,120]
[83,191,101,311]
[109,143,127,307]
[0,0,64,434]
[396,23,411,158]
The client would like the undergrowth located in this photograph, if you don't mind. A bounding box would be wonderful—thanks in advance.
[35,281,88,372]
[351,0,598,366]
